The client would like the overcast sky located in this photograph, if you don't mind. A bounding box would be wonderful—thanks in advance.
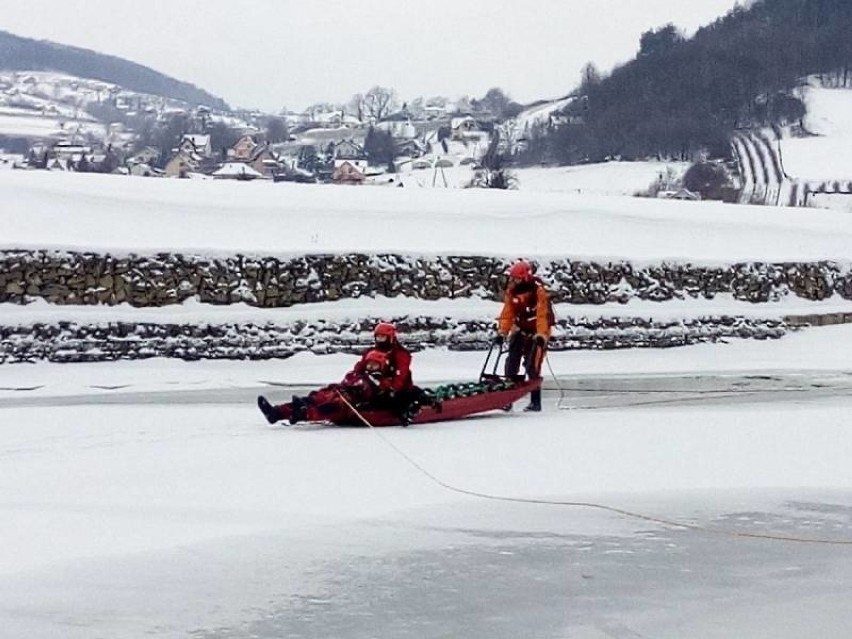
[4,0,742,112]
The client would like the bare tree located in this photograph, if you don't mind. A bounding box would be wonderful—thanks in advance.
[264,117,289,144]
[453,95,472,114]
[407,96,426,120]
[478,87,511,118]
[363,86,398,121]
[426,96,449,108]
[305,102,339,121]
[346,93,365,122]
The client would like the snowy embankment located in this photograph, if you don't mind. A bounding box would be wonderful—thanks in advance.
[5,321,852,399]
[3,166,852,362]
[5,169,852,261]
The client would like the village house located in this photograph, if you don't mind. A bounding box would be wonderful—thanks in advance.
[309,110,361,129]
[212,162,265,181]
[298,127,368,151]
[450,116,479,140]
[163,153,198,178]
[126,162,162,177]
[376,110,417,139]
[51,142,92,165]
[331,160,366,184]
[178,134,212,158]
[330,139,368,175]
[163,134,214,177]
[127,147,160,166]
[331,139,364,161]
[395,138,427,159]
[229,135,257,161]
[246,144,282,177]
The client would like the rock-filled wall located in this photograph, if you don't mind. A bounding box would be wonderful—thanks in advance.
[2,248,841,363]
[0,316,786,364]
[1,249,851,306]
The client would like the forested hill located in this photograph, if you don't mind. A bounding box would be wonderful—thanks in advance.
[519,0,852,165]
[0,30,228,110]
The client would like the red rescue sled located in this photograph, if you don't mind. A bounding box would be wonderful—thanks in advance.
[329,342,542,427]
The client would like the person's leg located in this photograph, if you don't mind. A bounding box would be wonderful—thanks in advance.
[522,339,547,411]
[501,333,530,411]
[257,395,295,424]
[304,387,346,422]
[393,387,425,426]
[503,332,525,379]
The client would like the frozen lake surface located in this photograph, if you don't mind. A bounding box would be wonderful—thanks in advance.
[2,373,852,638]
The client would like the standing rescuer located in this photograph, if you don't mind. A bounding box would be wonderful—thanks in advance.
[494,260,554,411]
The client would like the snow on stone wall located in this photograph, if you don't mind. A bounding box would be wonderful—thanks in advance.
[0,315,788,364]
[0,249,836,362]
[2,250,851,307]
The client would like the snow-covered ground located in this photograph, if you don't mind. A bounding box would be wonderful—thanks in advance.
[781,84,852,181]
[514,160,687,196]
[3,327,852,638]
[5,168,852,261]
[4,152,852,636]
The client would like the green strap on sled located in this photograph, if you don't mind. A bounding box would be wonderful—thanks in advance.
[429,380,516,401]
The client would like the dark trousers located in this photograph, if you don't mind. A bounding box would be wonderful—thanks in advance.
[373,386,428,414]
[504,332,546,407]
[504,332,545,379]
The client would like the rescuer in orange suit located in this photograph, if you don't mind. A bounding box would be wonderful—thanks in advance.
[494,260,554,411]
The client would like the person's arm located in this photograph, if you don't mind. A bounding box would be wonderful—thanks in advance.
[387,348,412,393]
[535,285,551,338]
[497,290,515,336]
[351,351,368,376]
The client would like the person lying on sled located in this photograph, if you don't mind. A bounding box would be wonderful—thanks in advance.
[257,322,425,426]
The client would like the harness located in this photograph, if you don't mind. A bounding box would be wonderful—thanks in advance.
[510,280,555,333]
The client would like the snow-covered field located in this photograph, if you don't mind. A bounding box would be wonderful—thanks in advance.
[5,168,852,261]
[782,85,852,181]
[0,113,104,139]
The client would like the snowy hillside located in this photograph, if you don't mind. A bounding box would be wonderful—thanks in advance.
[503,95,573,152]
[781,83,852,181]
[0,71,244,146]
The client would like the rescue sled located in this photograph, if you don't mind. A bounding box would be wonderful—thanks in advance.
[329,342,542,427]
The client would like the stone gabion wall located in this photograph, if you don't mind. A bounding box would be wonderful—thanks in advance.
[0,316,787,364]
[1,249,851,307]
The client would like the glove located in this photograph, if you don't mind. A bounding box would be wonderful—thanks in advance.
[493,334,504,345]
[367,372,383,386]
[534,334,547,347]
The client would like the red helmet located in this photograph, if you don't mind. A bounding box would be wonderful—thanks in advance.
[508,260,533,281]
[374,322,397,342]
[363,349,389,373]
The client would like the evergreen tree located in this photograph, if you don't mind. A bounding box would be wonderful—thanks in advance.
[363,127,396,167]
[518,0,852,166]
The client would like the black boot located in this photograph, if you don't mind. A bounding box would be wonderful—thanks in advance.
[289,395,307,425]
[523,389,542,412]
[398,400,421,427]
[257,395,279,424]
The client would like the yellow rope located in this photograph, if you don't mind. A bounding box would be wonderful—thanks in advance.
[335,391,852,546]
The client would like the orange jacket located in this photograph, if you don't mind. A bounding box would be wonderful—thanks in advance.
[498,279,552,338]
